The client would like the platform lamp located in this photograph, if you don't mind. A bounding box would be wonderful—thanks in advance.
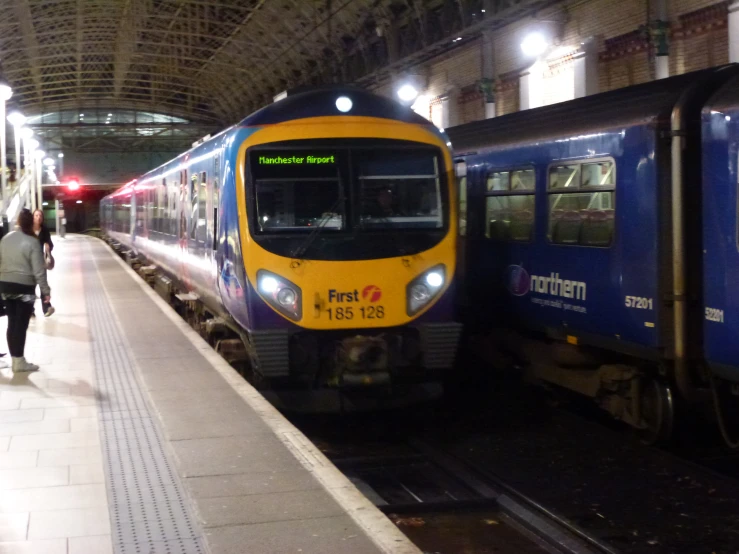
[7,111,25,191]
[41,157,54,210]
[0,77,12,216]
[33,149,45,211]
[25,137,38,210]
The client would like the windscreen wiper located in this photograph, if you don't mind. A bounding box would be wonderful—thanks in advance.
[290,193,345,259]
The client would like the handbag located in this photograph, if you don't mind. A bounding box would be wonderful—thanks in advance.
[44,252,55,271]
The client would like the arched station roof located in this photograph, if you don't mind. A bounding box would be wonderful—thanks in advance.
[0,0,555,155]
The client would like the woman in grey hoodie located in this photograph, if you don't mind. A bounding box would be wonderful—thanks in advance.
[0,209,50,372]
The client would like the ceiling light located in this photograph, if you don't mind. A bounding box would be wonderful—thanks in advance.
[397,84,419,103]
[7,111,25,127]
[521,32,548,57]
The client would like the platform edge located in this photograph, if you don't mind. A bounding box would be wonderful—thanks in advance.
[95,238,421,554]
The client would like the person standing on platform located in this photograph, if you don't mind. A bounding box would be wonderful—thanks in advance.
[32,209,55,317]
[0,209,50,372]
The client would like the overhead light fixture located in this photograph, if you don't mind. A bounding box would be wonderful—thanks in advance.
[397,84,419,103]
[58,152,64,158]
[27,138,39,150]
[7,111,25,127]
[0,80,12,102]
[521,32,548,57]
[42,158,54,166]
[34,149,46,159]
[20,127,33,140]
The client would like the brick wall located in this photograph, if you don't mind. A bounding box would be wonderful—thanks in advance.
[368,0,732,125]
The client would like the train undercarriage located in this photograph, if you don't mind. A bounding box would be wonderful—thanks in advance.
[472,327,739,446]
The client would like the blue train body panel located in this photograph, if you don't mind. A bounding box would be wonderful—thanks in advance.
[449,66,739,371]
[461,124,661,351]
[702,80,739,379]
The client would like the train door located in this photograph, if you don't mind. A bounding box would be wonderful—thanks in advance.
[209,153,221,271]
[179,170,188,245]
[128,190,136,239]
[455,159,468,312]
[189,172,199,253]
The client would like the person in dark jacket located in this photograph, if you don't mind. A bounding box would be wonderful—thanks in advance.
[32,209,54,317]
[0,209,50,372]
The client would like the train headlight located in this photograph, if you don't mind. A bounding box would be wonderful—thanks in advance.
[260,276,278,294]
[426,271,443,288]
[256,270,302,321]
[410,284,431,303]
[277,288,296,307]
[406,264,446,316]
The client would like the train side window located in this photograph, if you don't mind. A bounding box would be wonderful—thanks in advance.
[549,164,580,190]
[484,167,535,242]
[197,171,207,244]
[547,160,615,247]
[212,179,219,251]
[190,173,199,240]
[486,171,509,192]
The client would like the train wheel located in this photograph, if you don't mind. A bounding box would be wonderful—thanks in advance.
[639,379,675,445]
[710,375,739,449]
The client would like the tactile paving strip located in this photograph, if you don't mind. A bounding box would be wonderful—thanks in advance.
[83,251,206,554]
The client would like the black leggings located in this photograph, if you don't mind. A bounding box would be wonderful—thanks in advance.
[5,299,33,357]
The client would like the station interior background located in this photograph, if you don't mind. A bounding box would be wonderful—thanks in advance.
[0,0,732,232]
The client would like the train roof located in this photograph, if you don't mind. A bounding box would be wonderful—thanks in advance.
[704,71,739,113]
[447,65,739,154]
[236,86,434,127]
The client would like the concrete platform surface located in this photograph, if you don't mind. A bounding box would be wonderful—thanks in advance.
[0,235,420,554]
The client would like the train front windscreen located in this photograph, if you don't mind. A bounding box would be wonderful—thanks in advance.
[247,140,449,260]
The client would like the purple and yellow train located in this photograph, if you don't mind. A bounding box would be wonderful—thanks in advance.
[101,88,462,410]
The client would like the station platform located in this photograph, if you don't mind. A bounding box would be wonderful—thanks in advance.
[0,235,419,554]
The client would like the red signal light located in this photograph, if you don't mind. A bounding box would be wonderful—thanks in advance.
[66,178,80,191]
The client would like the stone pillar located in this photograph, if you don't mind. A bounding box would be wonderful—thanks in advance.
[481,30,496,118]
[574,38,599,98]
[653,0,670,79]
[519,69,531,111]
[730,0,739,63]
[441,95,451,129]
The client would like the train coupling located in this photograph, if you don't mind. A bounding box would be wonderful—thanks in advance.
[335,335,391,387]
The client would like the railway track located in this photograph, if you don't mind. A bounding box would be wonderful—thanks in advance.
[314,434,618,554]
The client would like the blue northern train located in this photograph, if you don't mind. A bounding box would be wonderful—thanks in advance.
[101,88,462,411]
[449,65,739,444]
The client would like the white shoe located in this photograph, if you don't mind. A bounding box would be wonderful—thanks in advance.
[12,357,39,373]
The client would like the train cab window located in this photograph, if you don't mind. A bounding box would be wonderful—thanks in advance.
[547,160,615,247]
[252,151,344,232]
[484,167,535,242]
[357,149,442,230]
